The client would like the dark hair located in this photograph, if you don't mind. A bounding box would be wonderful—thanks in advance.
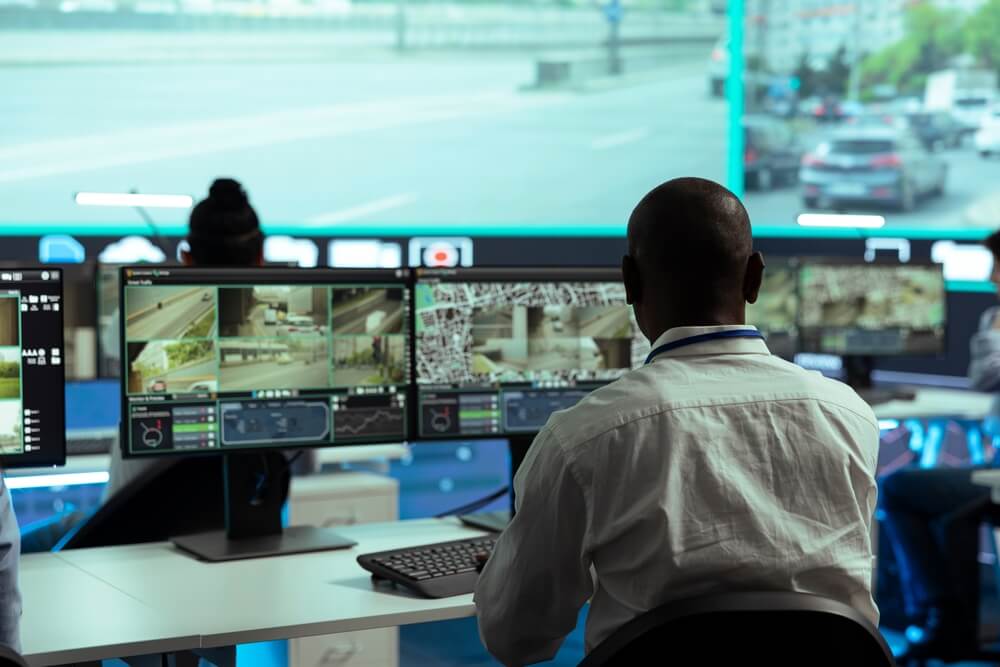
[985,229,1000,260]
[187,178,263,266]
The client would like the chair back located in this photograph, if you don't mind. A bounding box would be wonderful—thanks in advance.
[578,591,896,667]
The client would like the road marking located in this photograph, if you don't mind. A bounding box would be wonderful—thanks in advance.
[306,193,418,225]
[590,128,649,150]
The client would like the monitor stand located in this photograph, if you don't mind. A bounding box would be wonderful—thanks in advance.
[172,452,356,562]
[457,434,534,533]
[843,355,916,406]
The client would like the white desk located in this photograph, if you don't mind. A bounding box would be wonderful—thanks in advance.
[20,554,198,666]
[44,519,485,655]
[871,387,995,421]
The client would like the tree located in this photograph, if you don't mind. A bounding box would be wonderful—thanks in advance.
[858,3,964,98]
[966,0,1000,73]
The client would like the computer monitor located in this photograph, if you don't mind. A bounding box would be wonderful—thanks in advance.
[797,260,946,358]
[413,267,647,441]
[119,266,411,559]
[746,258,799,359]
[0,269,66,469]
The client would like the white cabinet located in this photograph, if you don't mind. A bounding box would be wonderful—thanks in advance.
[288,472,399,667]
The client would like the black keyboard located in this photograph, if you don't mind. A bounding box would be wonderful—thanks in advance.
[357,536,496,598]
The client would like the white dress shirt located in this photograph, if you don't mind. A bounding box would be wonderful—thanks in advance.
[474,325,880,667]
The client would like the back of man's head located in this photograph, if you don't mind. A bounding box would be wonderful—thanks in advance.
[186,178,263,267]
[624,177,761,338]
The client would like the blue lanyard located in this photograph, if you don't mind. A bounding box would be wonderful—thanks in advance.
[644,329,764,365]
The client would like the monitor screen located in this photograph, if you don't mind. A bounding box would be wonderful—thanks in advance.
[797,261,946,356]
[746,258,799,359]
[740,2,1000,236]
[413,267,647,438]
[120,267,411,457]
[0,269,66,468]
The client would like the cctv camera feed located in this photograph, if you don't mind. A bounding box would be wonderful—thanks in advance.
[740,1,1000,232]
[122,267,410,456]
[1,0,728,236]
[798,263,946,356]
[0,271,66,466]
[745,260,799,358]
[414,268,646,438]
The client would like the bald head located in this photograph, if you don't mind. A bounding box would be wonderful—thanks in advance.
[622,177,763,341]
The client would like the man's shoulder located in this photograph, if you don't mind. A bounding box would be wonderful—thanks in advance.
[545,357,877,448]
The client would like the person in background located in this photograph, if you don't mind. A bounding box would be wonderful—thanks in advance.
[0,480,21,652]
[104,178,269,498]
[878,229,1000,660]
[474,177,880,666]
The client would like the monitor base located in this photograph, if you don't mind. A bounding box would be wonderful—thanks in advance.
[172,525,356,562]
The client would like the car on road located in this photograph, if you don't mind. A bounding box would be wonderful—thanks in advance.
[743,115,801,191]
[147,378,167,393]
[186,380,218,393]
[277,353,293,365]
[905,111,964,150]
[279,314,324,336]
[800,128,947,211]
[975,107,1000,157]
[201,291,212,302]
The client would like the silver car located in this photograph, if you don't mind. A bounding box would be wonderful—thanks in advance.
[800,128,947,211]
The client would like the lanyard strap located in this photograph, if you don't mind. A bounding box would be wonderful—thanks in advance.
[644,329,764,365]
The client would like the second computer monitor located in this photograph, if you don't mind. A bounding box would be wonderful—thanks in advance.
[414,267,647,438]
[798,260,946,356]
[120,267,411,457]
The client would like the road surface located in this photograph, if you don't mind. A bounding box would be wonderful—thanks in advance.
[127,288,214,340]
[744,139,1000,230]
[333,291,403,334]
[146,358,217,393]
[220,359,329,391]
[332,366,387,387]
[0,50,727,232]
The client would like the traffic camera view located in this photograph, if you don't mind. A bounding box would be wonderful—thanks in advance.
[2,0,728,234]
[739,1,1000,230]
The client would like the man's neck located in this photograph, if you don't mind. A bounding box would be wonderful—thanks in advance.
[646,310,746,345]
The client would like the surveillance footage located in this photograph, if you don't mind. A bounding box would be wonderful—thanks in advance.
[0,402,22,456]
[416,281,642,385]
[124,282,411,395]
[125,286,216,340]
[1,0,727,232]
[740,1,1000,231]
[218,286,327,337]
[799,265,946,331]
[746,262,798,357]
[219,337,330,391]
[331,287,405,335]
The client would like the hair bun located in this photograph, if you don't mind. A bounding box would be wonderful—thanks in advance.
[208,178,249,210]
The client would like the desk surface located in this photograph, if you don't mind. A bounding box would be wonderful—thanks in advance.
[41,519,485,657]
[21,554,199,666]
[871,387,994,421]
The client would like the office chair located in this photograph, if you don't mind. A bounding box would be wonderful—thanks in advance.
[577,591,896,667]
[0,644,28,667]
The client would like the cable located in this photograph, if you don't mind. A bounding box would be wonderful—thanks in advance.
[433,486,509,519]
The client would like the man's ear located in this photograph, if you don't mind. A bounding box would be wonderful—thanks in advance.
[743,252,765,305]
[622,254,642,306]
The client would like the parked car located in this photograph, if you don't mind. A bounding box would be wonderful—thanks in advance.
[185,380,218,392]
[147,378,167,393]
[905,111,964,150]
[975,107,1000,156]
[799,128,947,211]
[279,314,323,335]
[743,115,801,190]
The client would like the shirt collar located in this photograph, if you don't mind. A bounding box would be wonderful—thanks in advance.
[646,325,771,361]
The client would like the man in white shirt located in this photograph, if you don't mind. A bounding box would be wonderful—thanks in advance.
[474,177,880,666]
